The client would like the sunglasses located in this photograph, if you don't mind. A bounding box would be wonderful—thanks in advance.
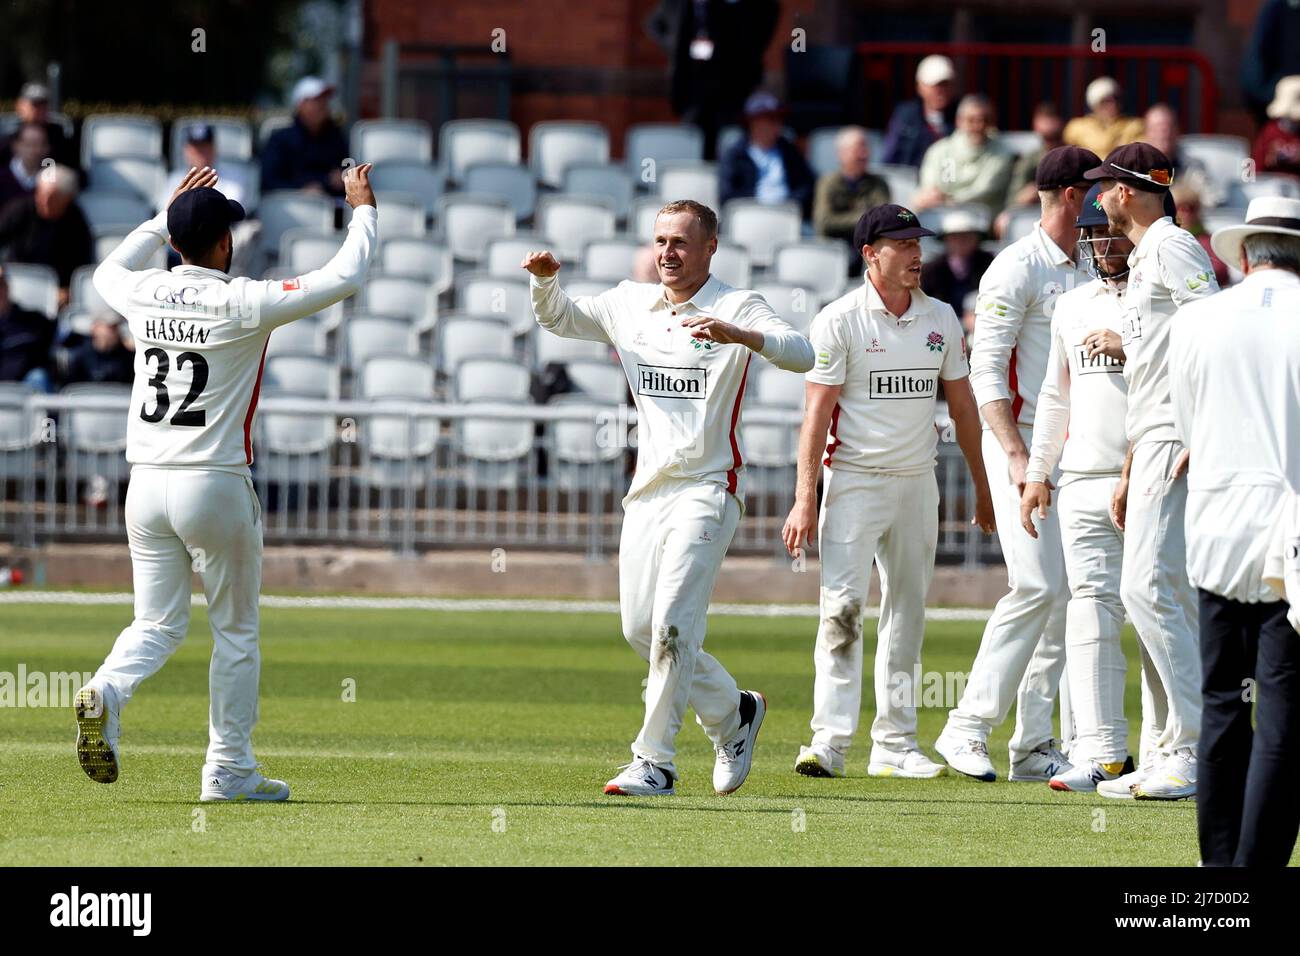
[1109,163,1174,187]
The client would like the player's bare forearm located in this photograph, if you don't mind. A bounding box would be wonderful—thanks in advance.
[945,378,996,532]
[1120,442,1135,480]
[980,398,1027,462]
[793,384,838,505]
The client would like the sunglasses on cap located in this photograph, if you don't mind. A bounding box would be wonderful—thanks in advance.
[1110,163,1174,187]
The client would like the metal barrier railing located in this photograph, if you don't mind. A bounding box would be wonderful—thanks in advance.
[0,394,1003,566]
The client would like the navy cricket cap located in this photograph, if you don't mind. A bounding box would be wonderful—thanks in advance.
[1084,142,1174,192]
[167,186,245,251]
[853,204,935,250]
[1036,145,1101,190]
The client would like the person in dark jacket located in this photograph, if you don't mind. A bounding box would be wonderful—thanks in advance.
[880,55,958,168]
[0,122,50,209]
[0,265,55,390]
[61,311,134,386]
[920,207,994,313]
[260,76,349,197]
[0,82,77,172]
[718,92,816,218]
[0,165,93,307]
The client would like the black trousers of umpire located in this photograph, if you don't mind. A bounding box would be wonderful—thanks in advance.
[1198,590,1300,866]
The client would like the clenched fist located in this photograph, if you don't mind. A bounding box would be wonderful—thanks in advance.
[521,251,561,277]
[343,163,375,209]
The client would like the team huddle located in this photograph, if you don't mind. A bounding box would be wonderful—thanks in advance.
[68,137,1300,864]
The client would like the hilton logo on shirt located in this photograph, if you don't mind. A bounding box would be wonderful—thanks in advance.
[869,368,937,400]
[1073,345,1124,374]
[637,364,707,399]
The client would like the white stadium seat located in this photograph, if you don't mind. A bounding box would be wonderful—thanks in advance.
[463,161,538,221]
[344,314,418,370]
[1180,134,1251,193]
[263,353,340,399]
[89,157,164,208]
[630,196,665,240]
[0,383,41,456]
[624,123,704,177]
[529,120,610,188]
[532,328,612,369]
[63,382,131,453]
[360,354,436,401]
[78,191,153,233]
[772,240,849,301]
[807,127,842,178]
[457,274,534,334]
[368,161,445,215]
[454,356,531,403]
[358,274,437,330]
[374,191,429,238]
[2,262,59,318]
[266,314,328,358]
[279,229,344,274]
[722,199,801,267]
[997,130,1042,157]
[93,229,167,269]
[583,238,643,282]
[874,163,920,205]
[751,363,805,408]
[439,316,515,375]
[562,164,636,221]
[169,116,254,163]
[350,119,434,164]
[81,115,163,166]
[484,234,550,278]
[70,265,110,314]
[564,359,627,404]
[536,195,616,259]
[437,193,515,262]
[360,355,440,479]
[710,243,753,289]
[439,119,522,182]
[656,161,719,209]
[257,192,335,257]
[1229,173,1300,207]
[1002,206,1041,243]
[379,238,454,295]
[561,278,615,299]
[754,282,820,335]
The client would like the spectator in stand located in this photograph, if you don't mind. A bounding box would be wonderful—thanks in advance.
[881,55,958,168]
[0,165,92,308]
[0,82,76,171]
[60,311,134,386]
[718,91,816,218]
[0,122,51,209]
[812,126,890,259]
[1063,77,1144,158]
[921,206,994,312]
[1254,75,1300,179]
[1171,183,1230,287]
[260,76,349,197]
[914,94,1015,216]
[160,124,251,208]
[0,264,55,391]
[1241,0,1300,121]
[1004,102,1065,209]
[1144,103,1222,206]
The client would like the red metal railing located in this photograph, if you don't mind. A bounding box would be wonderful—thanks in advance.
[855,42,1218,134]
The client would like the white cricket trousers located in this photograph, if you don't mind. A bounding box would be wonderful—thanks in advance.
[810,467,939,756]
[1057,474,1167,765]
[93,466,264,774]
[1120,439,1200,757]
[944,427,1068,762]
[619,478,743,775]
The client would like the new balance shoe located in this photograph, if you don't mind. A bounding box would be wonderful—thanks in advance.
[199,764,290,802]
[935,731,996,782]
[1134,750,1197,801]
[714,690,766,795]
[868,746,946,779]
[794,745,845,778]
[74,683,120,784]
[1049,756,1135,793]
[604,757,675,796]
[1009,738,1073,782]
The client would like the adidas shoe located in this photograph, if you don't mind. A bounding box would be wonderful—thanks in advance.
[1134,750,1197,801]
[200,764,290,802]
[868,746,946,779]
[604,757,675,796]
[935,731,996,782]
[713,690,766,795]
[1049,756,1135,793]
[74,683,120,784]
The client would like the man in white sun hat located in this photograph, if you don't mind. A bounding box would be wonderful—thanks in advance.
[1169,195,1300,866]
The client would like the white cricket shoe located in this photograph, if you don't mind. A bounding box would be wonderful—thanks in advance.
[200,764,290,802]
[1096,759,1159,800]
[1009,738,1073,782]
[794,745,845,778]
[868,746,946,779]
[604,757,675,796]
[714,690,766,795]
[74,683,120,784]
[1134,750,1197,801]
[1049,756,1134,793]
[935,731,996,782]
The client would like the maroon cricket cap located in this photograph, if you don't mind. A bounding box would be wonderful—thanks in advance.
[1036,145,1101,190]
[1084,142,1175,192]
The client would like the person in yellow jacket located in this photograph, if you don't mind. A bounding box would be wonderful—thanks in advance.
[1064,78,1144,159]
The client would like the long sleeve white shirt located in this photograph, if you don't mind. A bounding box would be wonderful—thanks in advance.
[969,223,1090,429]
[1120,215,1219,444]
[94,205,377,473]
[530,272,814,504]
[1025,278,1129,485]
[1169,268,1300,603]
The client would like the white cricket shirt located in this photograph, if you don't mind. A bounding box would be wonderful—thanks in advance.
[1120,215,1218,444]
[807,278,968,476]
[1026,278,1129,485]
[1170,268,1300,603]
[94,205,378,474]
[530,272,814,504]
[969,223,1089,429]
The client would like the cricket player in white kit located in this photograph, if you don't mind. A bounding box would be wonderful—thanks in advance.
[1020,184,1170,792]
[524,200,814,796]
[74,164,378,801]
[781,204,995,780]
[1084,143,1218,800]
[935,146,1099,782]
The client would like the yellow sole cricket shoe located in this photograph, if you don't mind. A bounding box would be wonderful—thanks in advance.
[200,764,291,802]
[794,745,845,778]
[74,684,120,784]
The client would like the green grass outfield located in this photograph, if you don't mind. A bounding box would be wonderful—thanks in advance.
[2,599,1274,867]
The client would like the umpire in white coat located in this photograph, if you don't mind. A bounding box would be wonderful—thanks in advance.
[1169,196,1300,866]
